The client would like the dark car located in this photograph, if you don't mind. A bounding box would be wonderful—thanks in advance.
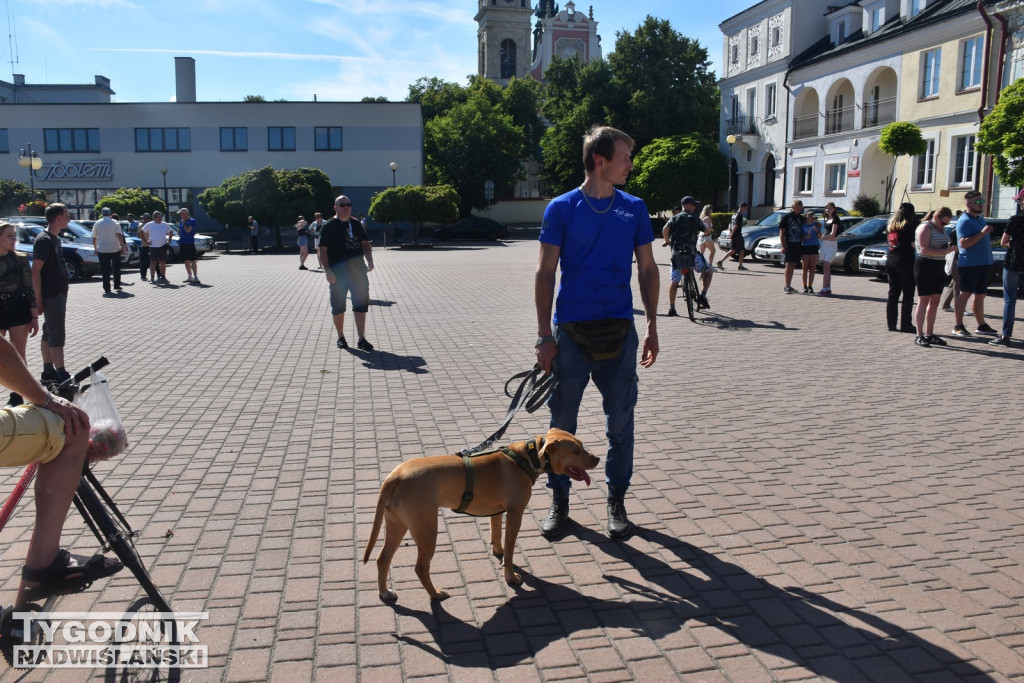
[730,206,850,258]
[433,217,509,241]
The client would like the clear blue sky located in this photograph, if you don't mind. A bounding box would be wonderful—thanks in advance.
[6,0,753,103]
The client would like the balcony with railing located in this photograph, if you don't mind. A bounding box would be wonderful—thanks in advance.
[862,96,897,128]
[825,106,855,135]
[724,116,760,137]
[793,114,819,140]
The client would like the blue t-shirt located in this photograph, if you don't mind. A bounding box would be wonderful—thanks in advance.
[539,188,654,324]
[802,222,821,246]
[955,213,992,267]
[177,218,197,245]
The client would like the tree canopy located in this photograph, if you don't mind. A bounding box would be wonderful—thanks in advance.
[626,134,727,213]
[977,77,1024,190]
[0,178,45,217]
[879,121,927,211]
[198,165,334,246]
[369,184,458,244]
[94,187,166,217]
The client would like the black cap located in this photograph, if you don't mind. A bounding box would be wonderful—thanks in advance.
[680,196,696,206]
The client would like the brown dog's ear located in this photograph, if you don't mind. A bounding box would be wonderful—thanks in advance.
[539,428,581,466]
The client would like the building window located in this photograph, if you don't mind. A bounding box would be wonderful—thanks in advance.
[835,21,847,44]
[921,49,941,98]
[765,83,777,118]
[314,126,343,151]
[911,0,923,17]
[960,36,984,91]
[730,43,739,65]
[913,139,936,189]
[729,94,739,120]
[870,7,884,32]
[750,36,759,56]
[747,88,757,119]
[771,26,781,47]
[0,128,7,153]
[220,127,248,152]
[796,166,813,194]
[826,163,847,194]
[268,127,296,151]
[44,128,100,153]
[952,135,976,187]
[135,128,191,152]
[500,39,516,79]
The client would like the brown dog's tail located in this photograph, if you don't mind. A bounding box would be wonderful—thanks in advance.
[363,476,397,563]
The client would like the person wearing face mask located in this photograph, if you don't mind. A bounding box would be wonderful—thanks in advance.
[912,207,956,347]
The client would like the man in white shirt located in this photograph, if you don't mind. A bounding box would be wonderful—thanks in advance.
[140,211,173,285]
[91,207,129,295]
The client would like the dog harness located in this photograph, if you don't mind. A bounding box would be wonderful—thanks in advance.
[453,437,550,515]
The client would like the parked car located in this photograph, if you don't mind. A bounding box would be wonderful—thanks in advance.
[433,217,509,241]
[167,224,216,258]
[830,215,891,272]
[860,217,1008,285]
[753,215,864,266]
[60,220,140,265]
[724,206,851,257]
[12,223,100,281]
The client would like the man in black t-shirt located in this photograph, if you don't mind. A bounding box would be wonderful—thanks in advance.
[717,202,749,270]
[318,195,375,351]
[662,197,704,315]
[31,203,72,384]
[779,199,805,293]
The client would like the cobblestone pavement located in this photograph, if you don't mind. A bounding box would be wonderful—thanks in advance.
[1,239,1022,682]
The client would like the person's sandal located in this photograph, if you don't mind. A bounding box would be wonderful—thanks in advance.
[21,550,123,601]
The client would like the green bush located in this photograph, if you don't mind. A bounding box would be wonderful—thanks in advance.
[710,212,732,236]
[852,193,882,217]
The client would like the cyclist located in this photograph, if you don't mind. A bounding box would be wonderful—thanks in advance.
[663,196,704,315]
[0,337,122,607]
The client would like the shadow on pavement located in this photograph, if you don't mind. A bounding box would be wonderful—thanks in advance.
[389,526,992,680]
[690,312,793,331]
[348,348,428,374]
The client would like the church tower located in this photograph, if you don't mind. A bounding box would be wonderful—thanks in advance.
[475,0,535,86]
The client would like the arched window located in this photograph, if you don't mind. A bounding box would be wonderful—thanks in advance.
[500,39,516,79]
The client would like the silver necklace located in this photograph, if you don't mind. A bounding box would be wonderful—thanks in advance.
[578,186,615,214]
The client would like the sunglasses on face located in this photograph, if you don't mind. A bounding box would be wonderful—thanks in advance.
[336,202,352,208]
[968,198,984,204]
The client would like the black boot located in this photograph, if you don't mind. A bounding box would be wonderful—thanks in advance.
[539,497,569,539]
[607,498,633,539]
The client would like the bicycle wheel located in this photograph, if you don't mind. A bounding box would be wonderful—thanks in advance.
[683,270,698,322]
[74,473,173,614]
[103,597,181,683]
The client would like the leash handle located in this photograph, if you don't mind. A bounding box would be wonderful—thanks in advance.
[460,365,557,457]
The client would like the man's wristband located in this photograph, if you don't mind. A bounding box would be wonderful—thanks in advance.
[535,335,555,348]
[31,393,53,410]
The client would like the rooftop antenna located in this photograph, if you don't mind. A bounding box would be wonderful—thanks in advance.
[6,0,19,79]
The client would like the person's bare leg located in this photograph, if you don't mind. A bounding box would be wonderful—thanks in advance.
[332,312,346,339]
[954,291,971,327]
[354,312,367,340]
[972,295,987,327]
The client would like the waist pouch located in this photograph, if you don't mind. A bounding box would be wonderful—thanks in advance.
[561,319,630,362]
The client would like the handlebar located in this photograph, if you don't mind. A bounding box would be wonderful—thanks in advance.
[53,357,109,401]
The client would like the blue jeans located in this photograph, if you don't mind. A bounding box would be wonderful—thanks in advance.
[1002,268,1021,338]
[546,321,639,500]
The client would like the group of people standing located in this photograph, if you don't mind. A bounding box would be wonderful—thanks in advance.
[778,200,842,296]
[884,189,1023,348]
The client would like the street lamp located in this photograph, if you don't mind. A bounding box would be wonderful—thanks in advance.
[725,134,737,212]
[160,167,168,211]
[18,144,43,193]
[389,161,398,187]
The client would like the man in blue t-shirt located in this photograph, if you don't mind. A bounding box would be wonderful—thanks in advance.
[177,208,201,285]
[952,191,996,337]
[534,125,660,540]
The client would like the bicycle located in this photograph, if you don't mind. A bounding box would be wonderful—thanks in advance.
[0,358,181,681]
[681,264,700,322]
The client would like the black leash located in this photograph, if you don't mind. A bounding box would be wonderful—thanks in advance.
[459,364,557,457]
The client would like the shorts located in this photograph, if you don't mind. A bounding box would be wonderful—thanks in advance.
[151,245,169,262]
[0,293,33,330]
[959,265,990,294]
[819,240,838,263]
[697,234,712,245]
[179,244,197,261]
[41,294,67,348]
[298,236,308,248]
[784,243,803,264]
[328,259,370,315]
[803,245,820,256]
[915,258,946,296]
[0,405,65,467]
[669,252,694,283]
[731,234,745,253]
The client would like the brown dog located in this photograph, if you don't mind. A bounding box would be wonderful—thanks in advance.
[363,427,599,602]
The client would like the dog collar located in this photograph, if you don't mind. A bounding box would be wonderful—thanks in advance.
[526,437,552,474]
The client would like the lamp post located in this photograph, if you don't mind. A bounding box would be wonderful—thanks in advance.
[18,144,43,194]
[389,162,398,244]
[160,167,169,212]
[725,134,736,212]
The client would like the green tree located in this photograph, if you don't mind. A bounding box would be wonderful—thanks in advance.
[369,184,458,245]
[424,94,526,216]
[94,187,166,217]
[0,178,45,216]
[879,121,927,211]
[361,96,390,103]
[626,134,727,213]
[977,77,1024,190]
[407,77,470,121]
[243,94,267,102]
[197,166,334,247]
[608,16,719,147]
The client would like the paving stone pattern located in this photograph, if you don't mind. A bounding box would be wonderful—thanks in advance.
[1,242,1022,682]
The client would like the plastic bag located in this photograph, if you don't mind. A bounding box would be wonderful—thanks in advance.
[74,370,129,462]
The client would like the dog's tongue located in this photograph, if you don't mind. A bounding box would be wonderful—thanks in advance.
[566,467,592,486]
